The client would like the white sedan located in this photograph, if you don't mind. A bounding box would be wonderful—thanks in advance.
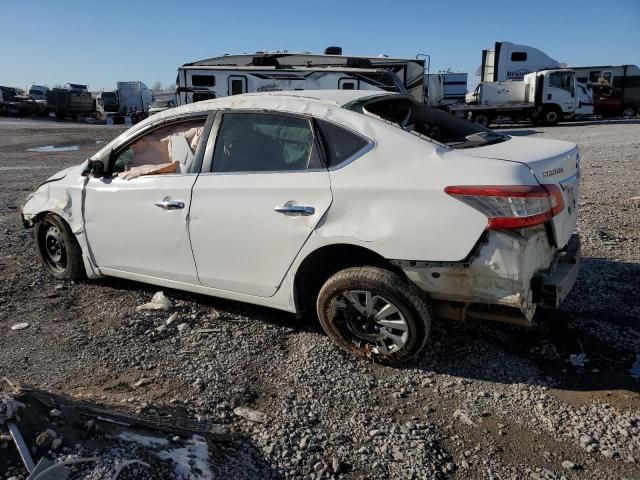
[22,90,581,364]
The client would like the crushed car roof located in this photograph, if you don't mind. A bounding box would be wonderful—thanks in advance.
[92,90,391,159]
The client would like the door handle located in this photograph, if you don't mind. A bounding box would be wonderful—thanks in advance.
[154,199,185,210]
[274,204,315,216]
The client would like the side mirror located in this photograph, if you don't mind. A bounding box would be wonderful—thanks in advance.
[89,160,105,178]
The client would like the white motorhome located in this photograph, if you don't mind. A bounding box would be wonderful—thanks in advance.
[480,41,561,82]
[176,49,426,106]
[452,69,593,126]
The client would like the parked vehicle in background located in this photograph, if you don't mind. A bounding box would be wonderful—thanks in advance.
[425,72,468,108]
[117,81,152,116]
[22,90,581,365]
[148,99,176,115]
[0,86,47,116]
[28,85,49,101]
[99,91,119,113]
[480,41,562,82]
[451,69,593,126]
[478,41,639,117]
[176,48,425,105]
[573,65,640,117]
[47,84,94,120]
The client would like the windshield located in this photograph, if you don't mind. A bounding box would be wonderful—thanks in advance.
[345,95,508,149]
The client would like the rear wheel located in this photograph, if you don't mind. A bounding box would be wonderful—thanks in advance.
[622,106,636,118]
[317,266,431,365]
[34,214,85,280]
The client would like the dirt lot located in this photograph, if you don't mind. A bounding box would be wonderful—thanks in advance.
[1,117,639,479]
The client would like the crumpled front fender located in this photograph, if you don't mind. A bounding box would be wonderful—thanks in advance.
[21,160,101,278]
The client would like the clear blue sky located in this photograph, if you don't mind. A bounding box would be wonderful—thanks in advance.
[2,0,638,91]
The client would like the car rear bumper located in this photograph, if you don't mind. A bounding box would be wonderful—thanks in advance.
[532,233,581,309]
[394,227,580,321]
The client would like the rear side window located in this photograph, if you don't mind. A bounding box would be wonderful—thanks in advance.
[316,120,369,168]
[511,52,527,62]
[192,75,216,87]
[213,113,321,172]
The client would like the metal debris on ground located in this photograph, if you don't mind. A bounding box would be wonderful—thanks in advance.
[0,378,229,479]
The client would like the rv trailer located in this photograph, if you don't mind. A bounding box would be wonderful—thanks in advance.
[572,65,640,117]
[176,49,426,106]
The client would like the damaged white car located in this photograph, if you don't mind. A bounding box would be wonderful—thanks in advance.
[22,90,581,364]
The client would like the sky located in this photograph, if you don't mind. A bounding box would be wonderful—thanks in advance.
[2,0,639,92]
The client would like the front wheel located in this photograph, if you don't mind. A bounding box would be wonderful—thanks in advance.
[317,267,431,365]
[542,107,561,125]
[34,214,85,280]
[471,112,491,128]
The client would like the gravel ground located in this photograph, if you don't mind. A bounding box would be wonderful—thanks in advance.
[0,117,639,479]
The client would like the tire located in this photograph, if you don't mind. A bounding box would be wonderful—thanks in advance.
[622,106,636,118]
[542,107,561,126]
[472,112,491,128]
[316,266,431,365]
[34,213,85,280]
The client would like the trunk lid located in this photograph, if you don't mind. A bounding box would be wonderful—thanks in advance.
[460,137,579,248]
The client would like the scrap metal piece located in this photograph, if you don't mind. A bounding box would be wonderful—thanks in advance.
[26,458,58,480]
[8,421,36,472]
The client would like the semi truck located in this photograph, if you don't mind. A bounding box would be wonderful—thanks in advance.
[176,47,426,105]
[450,69,593,127]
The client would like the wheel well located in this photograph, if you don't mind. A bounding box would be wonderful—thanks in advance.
[293,244,404,318]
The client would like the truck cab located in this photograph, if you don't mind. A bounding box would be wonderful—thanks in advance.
[524,69,593,122]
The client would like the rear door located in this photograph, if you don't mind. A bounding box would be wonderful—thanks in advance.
[189,111,332,297]
[228,76,247,96]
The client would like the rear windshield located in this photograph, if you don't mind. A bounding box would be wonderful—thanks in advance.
[344,95,509,149]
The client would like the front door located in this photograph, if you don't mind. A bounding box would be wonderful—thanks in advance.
[228,76,247,96]
[189,111,332,297]
[83,116,209,284]
[547,71,576,113]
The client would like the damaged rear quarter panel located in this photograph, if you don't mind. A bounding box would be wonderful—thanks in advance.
[317,120,539,262]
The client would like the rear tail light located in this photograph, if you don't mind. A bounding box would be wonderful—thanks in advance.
[444,185,564,230]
